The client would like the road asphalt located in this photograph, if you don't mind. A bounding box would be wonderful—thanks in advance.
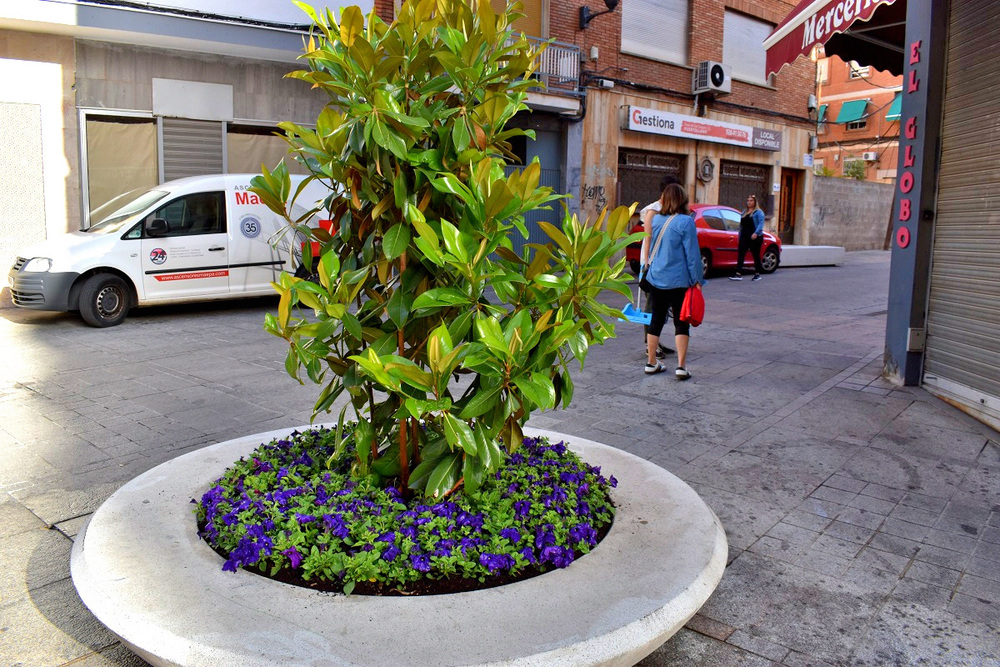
[1,249,998,666]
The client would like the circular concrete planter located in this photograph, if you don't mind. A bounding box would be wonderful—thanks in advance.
[71,426,727,666]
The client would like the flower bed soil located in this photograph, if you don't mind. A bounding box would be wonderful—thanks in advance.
[195,429,616,596]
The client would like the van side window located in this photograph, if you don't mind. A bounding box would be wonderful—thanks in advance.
[146,192,226,237]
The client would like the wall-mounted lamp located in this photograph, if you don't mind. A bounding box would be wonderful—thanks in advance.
[579,0,619,30]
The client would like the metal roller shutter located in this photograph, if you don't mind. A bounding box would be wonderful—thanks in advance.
[718,160,769,213]
[617,149,685,211]
[922,1,1000,424]
[161,118,224,181]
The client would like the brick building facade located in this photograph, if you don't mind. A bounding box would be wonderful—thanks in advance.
[814,52,902,184]
[491,0,818,244]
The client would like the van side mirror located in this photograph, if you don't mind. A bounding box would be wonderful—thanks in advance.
[146,218,168,237]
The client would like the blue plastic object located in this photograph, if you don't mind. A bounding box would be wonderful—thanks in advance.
[620,302,652,325]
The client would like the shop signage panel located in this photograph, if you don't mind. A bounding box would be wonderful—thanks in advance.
[626,106,782,152]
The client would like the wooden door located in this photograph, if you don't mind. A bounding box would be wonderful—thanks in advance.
[778,169,798,245]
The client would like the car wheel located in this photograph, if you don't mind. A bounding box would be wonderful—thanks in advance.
[760,246,780,274]
[629,259,641,275]
[700,250,711,277]
[79,274,131,327]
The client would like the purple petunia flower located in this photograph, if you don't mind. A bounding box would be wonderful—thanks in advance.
[382,544,401,562]
[540,545,575,568]
[500,527,521,543]
[609,475,618,488]
[479,552,516,573]
[281,547,303,568]
[534,526,556,549]
[376,531,396,543]
[514,500,532,518]
[295,513,316,525]
[410,553,432,572]
[321,513,350,539]
[569,523,597,546]
[519,546,537,564]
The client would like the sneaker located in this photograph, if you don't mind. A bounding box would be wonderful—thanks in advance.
[729,274,743,281]
[656,343,674,359]
[675,367,691,381]
[752,274,761,281]
[645,362,667,375]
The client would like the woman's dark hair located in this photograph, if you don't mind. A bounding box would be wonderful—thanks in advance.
[658,183,689,215]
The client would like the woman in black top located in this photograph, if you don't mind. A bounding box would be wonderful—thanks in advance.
[731,194,765,281]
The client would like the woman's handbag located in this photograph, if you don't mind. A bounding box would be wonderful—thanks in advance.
[679,286,705,326]
[637,214,674,292]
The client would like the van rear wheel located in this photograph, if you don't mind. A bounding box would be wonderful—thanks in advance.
[79,274,131,327]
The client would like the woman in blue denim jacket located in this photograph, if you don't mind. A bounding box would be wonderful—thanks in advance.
[640,183,705,380]
[731,194,766,281]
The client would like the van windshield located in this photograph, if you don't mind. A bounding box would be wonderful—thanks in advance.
[86,188,169,234]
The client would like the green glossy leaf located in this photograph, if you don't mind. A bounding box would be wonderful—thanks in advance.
[425,452,463,499]
[386,288,411,329]
[462,451,485,497]
[442,413,477,455]
[383,224,410,260]
[458,383,502,419]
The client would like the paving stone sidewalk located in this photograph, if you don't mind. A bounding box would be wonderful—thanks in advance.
[1,250,998,666]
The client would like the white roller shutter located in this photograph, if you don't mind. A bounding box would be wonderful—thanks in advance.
[922,0,1000,427]
[161,118,224,181]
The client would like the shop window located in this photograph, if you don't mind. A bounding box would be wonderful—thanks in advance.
[85,115,158,216]
[723,10,774,86]
[622,0,688,66]
[227,124,308,176]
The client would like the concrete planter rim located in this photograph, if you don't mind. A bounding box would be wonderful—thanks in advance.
[71,426,727,666]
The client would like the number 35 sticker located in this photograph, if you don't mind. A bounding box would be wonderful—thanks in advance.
[240,215,261,239]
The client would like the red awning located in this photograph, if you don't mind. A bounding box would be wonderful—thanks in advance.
[764,0,906,77]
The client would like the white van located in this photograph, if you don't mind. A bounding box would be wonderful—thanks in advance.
[7,174,328,327]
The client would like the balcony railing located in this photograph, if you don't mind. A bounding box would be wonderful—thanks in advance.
[517,36,582,98]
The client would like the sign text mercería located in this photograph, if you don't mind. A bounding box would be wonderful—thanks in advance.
[801,0,895,50]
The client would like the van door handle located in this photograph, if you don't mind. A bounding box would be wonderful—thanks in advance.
[209,246,226,252]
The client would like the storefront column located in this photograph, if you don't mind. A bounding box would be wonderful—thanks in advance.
[883,0,949,386]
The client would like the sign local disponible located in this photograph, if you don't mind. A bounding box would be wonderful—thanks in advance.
[626,106,782,152]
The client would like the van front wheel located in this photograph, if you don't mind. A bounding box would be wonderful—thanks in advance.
[79,274,131,327]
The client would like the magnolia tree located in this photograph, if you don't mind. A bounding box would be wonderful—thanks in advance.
[251,0,636,499]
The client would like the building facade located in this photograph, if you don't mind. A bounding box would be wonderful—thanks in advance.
[814,52,902,183]
[556,0,816,245]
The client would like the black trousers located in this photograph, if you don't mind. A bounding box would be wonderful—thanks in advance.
[736,234,763,275]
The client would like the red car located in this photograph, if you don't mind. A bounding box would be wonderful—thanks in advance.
[625,204,781,277]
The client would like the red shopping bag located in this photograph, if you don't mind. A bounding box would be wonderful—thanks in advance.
[679,286,704,327]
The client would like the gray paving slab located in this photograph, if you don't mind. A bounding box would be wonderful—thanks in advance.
[3,250,1000,665]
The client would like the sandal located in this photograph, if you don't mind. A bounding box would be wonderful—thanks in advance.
[644,362,666,375]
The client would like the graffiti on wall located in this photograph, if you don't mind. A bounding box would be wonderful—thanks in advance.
[581,184,608,210]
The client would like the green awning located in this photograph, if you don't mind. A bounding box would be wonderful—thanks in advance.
[836,99,868,123]
[818,104,827,123]
[885,93,901,122]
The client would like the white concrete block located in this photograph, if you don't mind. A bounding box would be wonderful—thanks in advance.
[780,245,846,267]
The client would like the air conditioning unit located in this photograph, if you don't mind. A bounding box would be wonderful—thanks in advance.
[862,151,879,161]
[692,61,731,96]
